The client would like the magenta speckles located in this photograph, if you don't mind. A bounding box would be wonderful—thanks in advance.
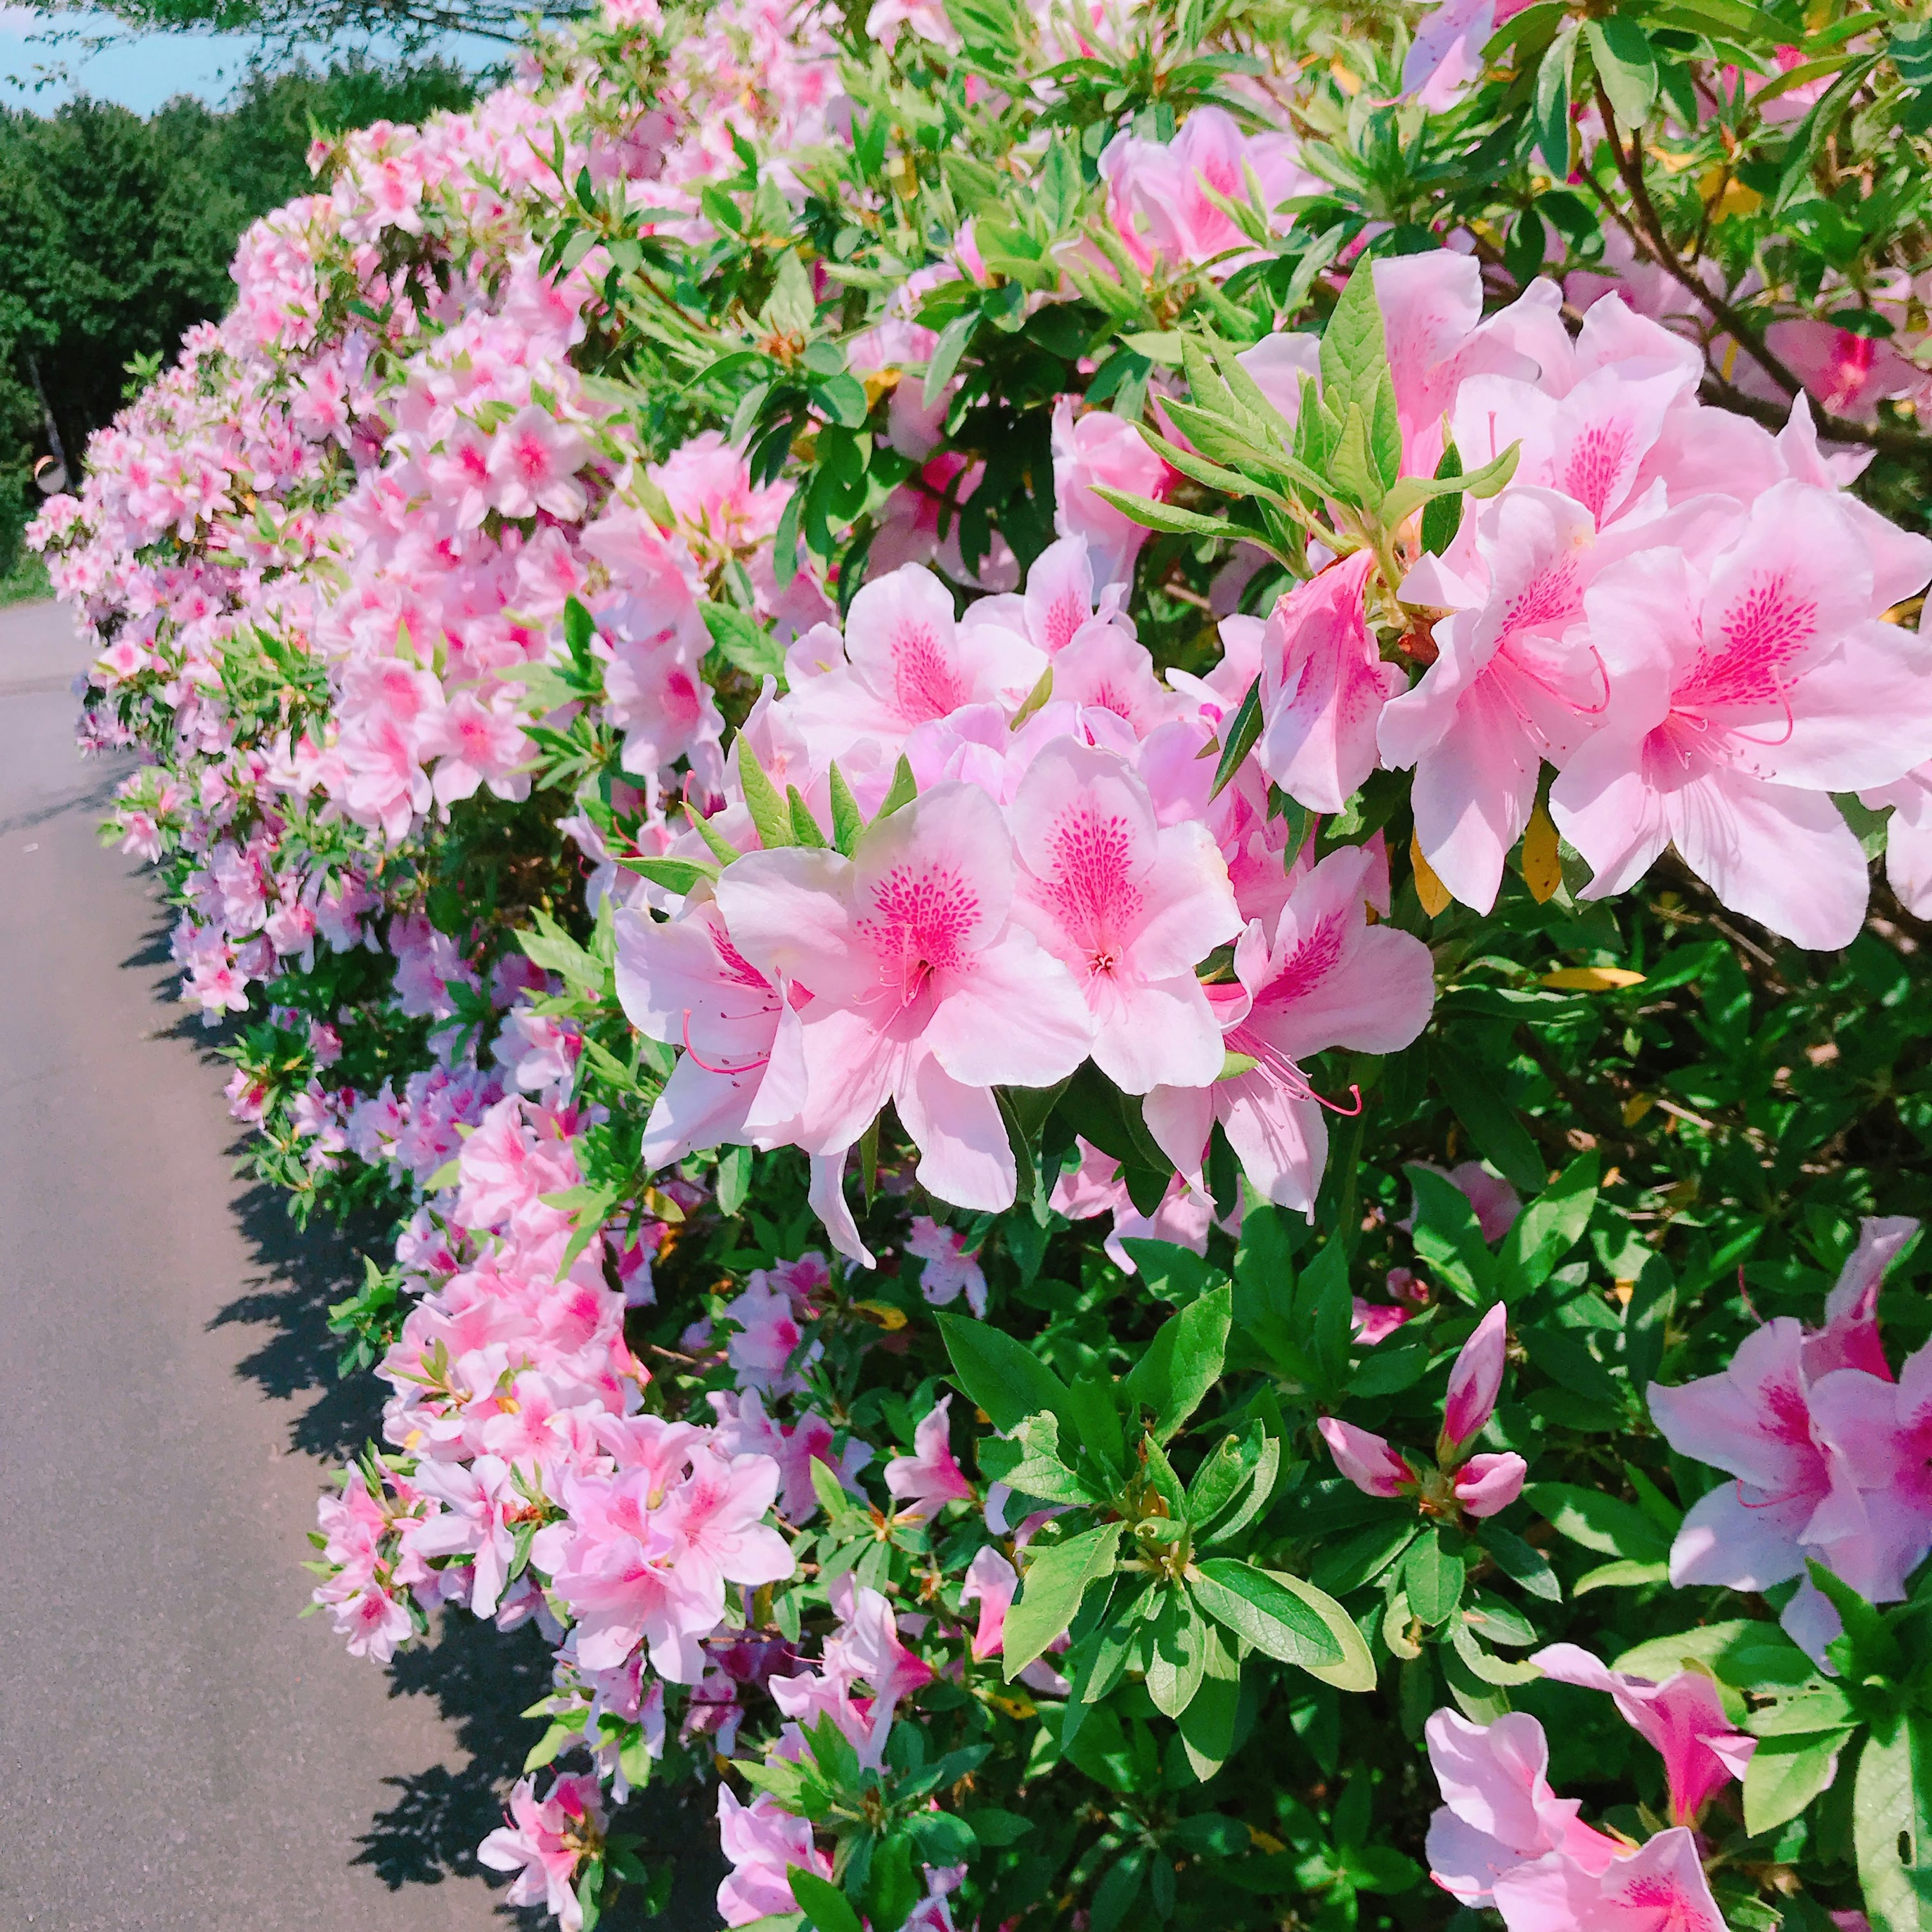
[857,862,982,997]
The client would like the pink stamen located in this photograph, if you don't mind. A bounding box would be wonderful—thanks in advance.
[680,1008,770,1077]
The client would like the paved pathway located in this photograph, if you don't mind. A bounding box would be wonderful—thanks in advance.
[0,600,521,1930]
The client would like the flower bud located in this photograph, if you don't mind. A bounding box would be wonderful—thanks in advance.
[1318,1416,1411,1499]
[1452,1451,1527,1518]
[1441,1302,1508,1459]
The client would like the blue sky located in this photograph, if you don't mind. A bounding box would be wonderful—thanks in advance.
[0,6,496,113]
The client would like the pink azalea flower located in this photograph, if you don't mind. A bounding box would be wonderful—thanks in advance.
[1096,106,1313,277]
[1454,1451,1528,1517]
[715,1786,830,1927]
[1352,1297,1412,1345]
[1862,759,1932,917]
[959,1545,1017,1659]
[1551,486,1932,949]
[780,562,1046,764]
[1423,1708,1622,1906]
[721,1272,820,1397]
[717,781,1094,1212]
[1009,735,1241,1093]
[478,1772,605,1932]
[1442,1303,1509,1456]
[822,1578,936,1720]
[1318,1417,1412,1498]
[485,404,591,521]
[1491,1824,1726,1932]
[903,1217,989,1316]
[1256,549,1405,814]
[708,1389,874,1522]
[1381,488,1617,913]
[1143,842,1435,1213]
[615,897,785,1172]
[1051,396,1169,590]
[1531,1643,1757,1825]
[1649,1318,1887,1657]
[551,1434,791,1679]
[1803,1215,1918,1381]
[407,1452,524,1620]
[884,1394,975,1522]
[1402,0,1539,106]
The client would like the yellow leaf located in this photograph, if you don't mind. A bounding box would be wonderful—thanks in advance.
[1622,1092,1654,1126]
[1540,966,1646,992]
[1411,834,1452,918]
[1249,1826,1286,1855]
[1522,802,1562,904]
[989,1693,1037,1720]
[852,1298,909,1331]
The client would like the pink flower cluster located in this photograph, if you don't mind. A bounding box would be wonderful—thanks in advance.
[1241,254,1932,950]
[1649,1216,1926,1657]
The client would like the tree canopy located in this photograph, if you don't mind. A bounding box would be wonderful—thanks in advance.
[0,60,476,568]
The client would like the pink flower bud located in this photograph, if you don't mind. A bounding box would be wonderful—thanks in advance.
[1452,1451,1527,1518]
[1318,1416,1411,1498]
[1442,1303,1508,1456]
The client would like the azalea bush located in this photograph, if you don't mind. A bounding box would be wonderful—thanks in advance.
[32,0,1932,1927]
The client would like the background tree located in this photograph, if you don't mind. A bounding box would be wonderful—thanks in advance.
[0,59,477,572]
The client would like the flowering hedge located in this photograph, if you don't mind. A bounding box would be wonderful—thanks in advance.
[35,0,1932,1927]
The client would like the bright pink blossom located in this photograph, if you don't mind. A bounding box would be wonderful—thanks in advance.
[1531,1643,1756,1825]
[1009,736,1241,1093]
[717,781,1094,1213]
[885,1396,975,1522]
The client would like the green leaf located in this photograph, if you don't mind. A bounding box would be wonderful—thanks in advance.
[1144,1586,1211,1717]
[938,1313,1072,1436]
[923,312,977,409]
[1499,1150,1598,1294]
[1191,1557,1344,1671]
[788,1865,862,1932]
[1525,1483,1671,1563]
[1176,1625,1243,1777]
[1520,1327,1622,1410]
[1088,487,1262,555]
[1006,1523,1121,1678]
[827,763,863,856]
[1329,403,1383,513]
[1480,1524,1562,1602]
[1746,1728,1853,1836]
[620,854,718,896]
[1429,1043,1547,1198]
[1614,1620,1814,1691]
[737,738,793,850]
[871,753,917,823]
[1404,1529,1465,1626]
[1264,1569,1379,1691]
[1318,258,1388,428]
[1585,18,1658,128]
[787,785,829,848]
[703,601,786,682]
[1210,676,1265,801]
[1574,1558,1668,1594]
[716,1144,754,1218]
[1536,22,1578,176]
[1748,1685,1858,1737]
[1857,1717,1932,1932]
[1419,441,1464,556]
[812,371,869,429]
[1122,1285,1232,1442]
[1310,1519,1419,1596]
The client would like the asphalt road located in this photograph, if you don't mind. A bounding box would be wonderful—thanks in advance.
[0,599,522,1930]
